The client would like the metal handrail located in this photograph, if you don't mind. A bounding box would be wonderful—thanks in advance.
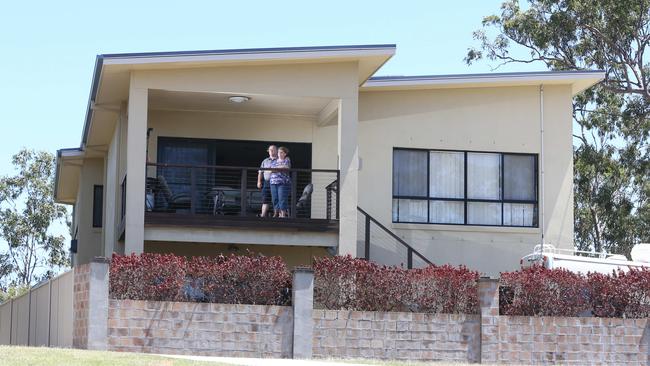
[534,244,612,259]
[147,162,339,174]
[145,162,339,221]
[357,206,432,269]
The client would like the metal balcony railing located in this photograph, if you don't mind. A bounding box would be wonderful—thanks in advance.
[144,163,339,221]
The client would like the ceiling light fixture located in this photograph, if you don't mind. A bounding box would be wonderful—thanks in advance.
[228,96,251,104]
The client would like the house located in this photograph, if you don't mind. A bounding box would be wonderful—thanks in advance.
[54,44,603,276]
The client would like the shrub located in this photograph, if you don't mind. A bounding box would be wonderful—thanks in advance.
[313,255,479,313]
[110,252,291,305]
[586,271,628,318]
[187,255,291,305]
[499,266,588,316]
[618,269,650,318]
[312,255,358,310]
[110,253,187,301]
[410,264,479,314]
[587,269,650,318]
[353,260,410,312]
[500,266,650,318]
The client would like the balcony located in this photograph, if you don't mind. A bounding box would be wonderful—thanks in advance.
[143,163,339,233]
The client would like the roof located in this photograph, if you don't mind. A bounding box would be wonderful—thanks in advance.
[80,44,397,148]
[56,44,605,203]
[55,147,85,204]
[100,44,397,60]
[362,70,605,95]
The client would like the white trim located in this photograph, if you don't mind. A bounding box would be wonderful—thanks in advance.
[102,48,396,66]
[362,71,604,94]
[539,84,546,244]
[59,149,85,159]
[392,222,541,234]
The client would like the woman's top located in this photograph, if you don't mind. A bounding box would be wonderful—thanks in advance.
[270,157,291,185]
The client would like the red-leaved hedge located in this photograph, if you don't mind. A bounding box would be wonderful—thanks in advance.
[500,266,650,318]
[313,255,479,314]
[110,253,291,305]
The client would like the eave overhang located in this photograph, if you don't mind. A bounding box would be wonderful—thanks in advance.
[361,70,605,95]
[54,148,85,204]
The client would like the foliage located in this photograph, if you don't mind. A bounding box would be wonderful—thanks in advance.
[186,255,291,305]
[410,264,480,314]
[110,253,187,302]
[500,266,650,317]
[313,255,479,314]
[0,149,69,286]
[109,252,291,305]
[466,0,650,256]
[500,266,589,316]
[0,284,30,303]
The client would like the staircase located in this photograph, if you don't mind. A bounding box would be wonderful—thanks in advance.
[357,207,432,269]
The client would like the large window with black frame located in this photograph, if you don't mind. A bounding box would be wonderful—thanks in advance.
[392,148,538,227]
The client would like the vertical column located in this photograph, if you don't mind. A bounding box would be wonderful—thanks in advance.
[125,83,148,254]
[292,267,314,359]
[478,277,500,363]
[103,121,119,257]
[87,258,109,350]
[74,257,109,350]
[337,97,359,256]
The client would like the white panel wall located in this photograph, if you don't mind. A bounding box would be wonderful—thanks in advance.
[0,269,73,347]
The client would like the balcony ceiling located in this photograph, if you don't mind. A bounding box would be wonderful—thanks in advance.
[148,89,332,117]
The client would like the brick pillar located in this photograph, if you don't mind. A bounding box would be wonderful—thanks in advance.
[292,267,314,359]
[73,257,109,350]
[478,277,499,364]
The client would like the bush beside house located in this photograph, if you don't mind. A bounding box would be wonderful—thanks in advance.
[313,255,479,313]
[109,253,291,305]
[500,266,650,318]
[109,252,650,318]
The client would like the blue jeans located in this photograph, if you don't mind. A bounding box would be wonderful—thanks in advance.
[271,183,291,211]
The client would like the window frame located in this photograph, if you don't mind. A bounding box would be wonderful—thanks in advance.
[92,184,104,228]
[392,147,539,227]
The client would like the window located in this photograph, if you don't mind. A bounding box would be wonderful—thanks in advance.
[392,148,538,227]
[92,185,103,228]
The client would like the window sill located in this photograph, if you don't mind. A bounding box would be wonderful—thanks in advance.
[391,223,541,234]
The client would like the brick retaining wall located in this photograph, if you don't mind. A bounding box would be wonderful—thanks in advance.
[493,316,650,364]
[312,309,480,362]
[107,300,293,358]
[72,263,90,349]
[68,262,650,364]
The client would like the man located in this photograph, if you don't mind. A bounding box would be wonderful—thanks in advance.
[257,145,278,217]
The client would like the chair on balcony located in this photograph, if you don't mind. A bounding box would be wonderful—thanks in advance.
[153,175,191,212]
[295,183,313,218]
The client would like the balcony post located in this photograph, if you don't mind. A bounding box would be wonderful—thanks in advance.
[240,168,247,217]
[190,168,197,214]
[337,97,359,256]
[364,214,370,260]
[290,171,298,218]
[124,79,147,255]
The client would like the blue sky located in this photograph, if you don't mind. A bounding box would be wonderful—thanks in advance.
[0,1,543,250]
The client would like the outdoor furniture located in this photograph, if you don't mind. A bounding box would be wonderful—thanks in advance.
[152,175,191,212]
[295,183,313,218]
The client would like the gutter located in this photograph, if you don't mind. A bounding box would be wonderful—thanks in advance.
[362,70,606,92]
[100,44,397,60]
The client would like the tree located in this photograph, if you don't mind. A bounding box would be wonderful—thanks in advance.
[0,149,69,286]
[466,0,650,256]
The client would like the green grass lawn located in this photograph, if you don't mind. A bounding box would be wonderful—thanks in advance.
[0,346,230,366]
[0,346,493,366]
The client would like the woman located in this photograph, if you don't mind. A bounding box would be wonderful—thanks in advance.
[270,146,291,218]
